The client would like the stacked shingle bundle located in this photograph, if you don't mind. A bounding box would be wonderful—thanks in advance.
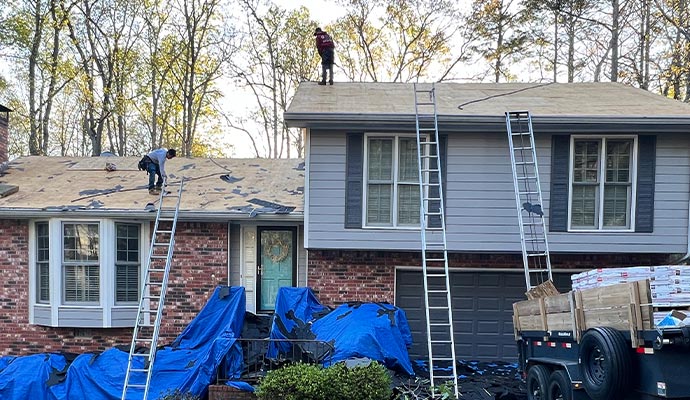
[571,266,690,307]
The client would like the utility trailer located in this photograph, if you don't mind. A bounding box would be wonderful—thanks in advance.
[513,279,690,400]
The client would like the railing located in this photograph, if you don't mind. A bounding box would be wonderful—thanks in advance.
[216,338,335,384]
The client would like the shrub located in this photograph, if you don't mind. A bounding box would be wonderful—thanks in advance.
[256,361,392,400]
[156,389,201,400]
[255,363,328,400]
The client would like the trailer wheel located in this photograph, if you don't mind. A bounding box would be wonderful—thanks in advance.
[548,370,572,400]
[527,364,550,400]
[579,327,631,400]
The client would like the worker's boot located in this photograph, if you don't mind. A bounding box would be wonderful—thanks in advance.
[329,80,333,85]
[318,81,326,85]
[149,188,160,195]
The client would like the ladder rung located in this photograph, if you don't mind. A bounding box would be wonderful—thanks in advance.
[153,242,171,246]
[529,268,551,273]
[133,338,153,343]
[515,161,535,165]
[416,102,434,106]
[431,340,453,343]
[131,353,150,357]
[425,259,446,263]
[127,384,147,388]
[517,176,538,180]
[432,357,455,361]
[421,182,440,186]
[527,253,548,257]
[511,131,530,136]
[130,368,149,373]
[428,290,448,294]
[156,230,173,234]
[429,323,451,326]
[519,191,539,195]
[513,146,533,151]
[428,306,450,310]
[150,255,167,259]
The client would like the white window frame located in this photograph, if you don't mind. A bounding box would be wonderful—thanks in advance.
[567,135,638,232]
[28,218,148,327]
[363,133,420,229]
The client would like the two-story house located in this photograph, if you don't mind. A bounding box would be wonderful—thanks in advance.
[284,82,690,362]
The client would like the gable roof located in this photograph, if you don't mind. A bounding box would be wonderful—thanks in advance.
[285,82,690,129]
[0,156,304,220]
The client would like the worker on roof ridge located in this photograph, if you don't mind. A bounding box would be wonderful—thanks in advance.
[314,27,335,86]
[146,148,176,195]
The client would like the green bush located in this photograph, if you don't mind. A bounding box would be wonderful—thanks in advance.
[256,361,392,400]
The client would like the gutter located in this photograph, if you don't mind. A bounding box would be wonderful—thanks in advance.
[0,208,304,222]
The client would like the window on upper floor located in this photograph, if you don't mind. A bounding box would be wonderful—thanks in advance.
[569,136,637,231]
[364,135,420,227]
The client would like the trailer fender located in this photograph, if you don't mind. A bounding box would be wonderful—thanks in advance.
[579,327,631,400]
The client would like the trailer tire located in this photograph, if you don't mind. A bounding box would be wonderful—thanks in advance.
[527,364,550,400]
[548,369,572,400]
[579,327,631,400]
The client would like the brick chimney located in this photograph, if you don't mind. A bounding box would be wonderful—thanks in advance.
[0,105,11,164]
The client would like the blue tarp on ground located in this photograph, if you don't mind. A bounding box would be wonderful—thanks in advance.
[267,287,414,375]
[0,286,246,400]
[312,302,414,375]
[268,287,329,357]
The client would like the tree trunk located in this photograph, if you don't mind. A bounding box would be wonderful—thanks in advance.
[610,0,619,82]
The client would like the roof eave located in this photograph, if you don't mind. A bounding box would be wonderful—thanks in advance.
[285,113,690,132]
[0,208,304,222]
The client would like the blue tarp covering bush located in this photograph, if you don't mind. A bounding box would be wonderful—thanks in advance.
[0,286,246,400]
[0,286,415,399]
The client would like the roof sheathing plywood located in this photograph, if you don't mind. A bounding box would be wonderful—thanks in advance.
[0,156,304,216]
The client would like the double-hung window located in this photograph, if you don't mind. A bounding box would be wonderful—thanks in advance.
[569,136,636,230]
[365,135,420,227]
[116,223,140,303]
[36,222,50,303]
[63,223,100,303]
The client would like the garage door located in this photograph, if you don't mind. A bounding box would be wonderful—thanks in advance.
[395,270,572,362]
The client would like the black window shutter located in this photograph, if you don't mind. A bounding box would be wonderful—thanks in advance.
[345,133,364,228]
[549,135,570,232]
[635,135,656,233]
[428,135,448,228]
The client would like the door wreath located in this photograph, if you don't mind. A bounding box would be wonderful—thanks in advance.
[262,232,291,263]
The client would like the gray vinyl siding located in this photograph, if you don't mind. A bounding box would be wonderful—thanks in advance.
[57,307,103,327]
[110,307,137,327]
[307,130,690,253]
[33,305,51,325]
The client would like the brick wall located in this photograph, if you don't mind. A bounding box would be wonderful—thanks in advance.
[0,220,228,356]
[307,249,673,306]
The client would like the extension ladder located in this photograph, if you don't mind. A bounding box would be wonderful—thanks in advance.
[413,83,458,398]
[122,179,184,400]
[505,111,552,291]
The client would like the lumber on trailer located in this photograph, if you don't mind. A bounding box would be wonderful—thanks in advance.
[513,279,653,346]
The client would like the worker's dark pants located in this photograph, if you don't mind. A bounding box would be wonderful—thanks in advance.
[147,163,163,190]
[321,48,334,83]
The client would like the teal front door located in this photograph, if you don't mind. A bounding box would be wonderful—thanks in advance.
[258,227,296,311]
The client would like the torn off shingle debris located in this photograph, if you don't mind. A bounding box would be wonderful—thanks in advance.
[78,185,124,196]
[247,198,295,214]
[294,162,305,171]
[220,175,243,184]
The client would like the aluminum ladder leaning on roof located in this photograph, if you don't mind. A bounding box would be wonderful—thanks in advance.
[121,179,185,400]
[505,111,553,291]
[413,83,459,398]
